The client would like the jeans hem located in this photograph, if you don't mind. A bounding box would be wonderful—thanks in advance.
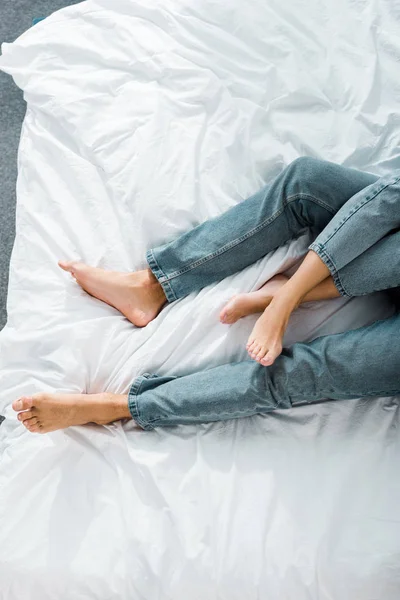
[146,249,177,303]
[320,174,400,247]
[309,242,351,297]
[128,374,156,431]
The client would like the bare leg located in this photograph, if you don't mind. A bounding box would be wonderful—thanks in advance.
[247,251,331,365]
[220,273,340,324]
[220,275,289,324]
[302,276,341,302]
[59,261,166,327]
[12,392,134,434]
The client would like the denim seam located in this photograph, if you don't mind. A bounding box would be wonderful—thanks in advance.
[157,193,337,282]
[291,389,400,399]
[147,406,266,428]
[146,249,178,303]
[148,391,400,428]
[285,192,337,215]
[309,242,351,297]
[320,175,400,247]
[128,374,157,431]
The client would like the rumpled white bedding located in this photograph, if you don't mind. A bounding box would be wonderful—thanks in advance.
[0,1,400,598]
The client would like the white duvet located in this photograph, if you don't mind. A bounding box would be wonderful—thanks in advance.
[0,1,400,598]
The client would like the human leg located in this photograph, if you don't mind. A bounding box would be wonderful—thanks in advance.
[247,225,400,365]
[220,273,340,324]
[148,157,378,301]
[326,228,400,297]
[126,312,400,430]
[247,250,331,364]
[13,312,400,433]
[60,158,377,323]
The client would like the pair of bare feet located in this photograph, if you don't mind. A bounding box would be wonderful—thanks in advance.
[12,261,294,434]
[57,260,291,365]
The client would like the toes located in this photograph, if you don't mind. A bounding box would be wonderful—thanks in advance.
[250,345,258,358]
[226,309,239,324]
[58,261,83,280]
[248,342,260,359]
[260,345,282,366]
[255,346,267,360]
[27,423,43,434]
[223,312,234,325]
[247,337,257,351]
[247,339,255,352]
[12,396,33,412]
[22,416,38,427]
[220,301,237,324]
[247,341,270,362]
[18,410,34,421]
[58,260,75,273]
[23,417,39,430]
[260,355,273,366]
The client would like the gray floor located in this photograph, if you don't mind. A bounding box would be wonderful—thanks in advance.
[0,0,81,332]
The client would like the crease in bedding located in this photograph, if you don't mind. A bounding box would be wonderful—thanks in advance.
[0,1,399,598]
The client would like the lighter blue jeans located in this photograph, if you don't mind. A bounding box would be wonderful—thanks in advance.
[128,157,400,429]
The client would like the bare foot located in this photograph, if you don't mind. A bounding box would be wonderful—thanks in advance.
[220,274,289,324]
[12,392,133,434]
[59,261,167,327]
[246,293,297,366]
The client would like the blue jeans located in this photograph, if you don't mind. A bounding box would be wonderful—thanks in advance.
[129,157,400,429]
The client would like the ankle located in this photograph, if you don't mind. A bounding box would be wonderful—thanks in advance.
[145,268,168,305]
[93,393,131,424]
[127,269,165,298]
[145,268,160,286]
[271,286,300,311]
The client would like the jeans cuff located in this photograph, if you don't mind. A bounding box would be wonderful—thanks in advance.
[308,242,351,297]
[146,249,177,303]
[128,374,156,431]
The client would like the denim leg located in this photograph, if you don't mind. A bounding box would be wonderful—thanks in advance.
[128,313,400,430]
[335,229,400,296]
[309,174,400,295]
[147,157,378,302]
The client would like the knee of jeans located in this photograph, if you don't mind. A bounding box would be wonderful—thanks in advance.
[284,157,326,200]
[288,156,321,180]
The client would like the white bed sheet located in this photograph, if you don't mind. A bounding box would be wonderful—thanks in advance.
[0,0,400,598]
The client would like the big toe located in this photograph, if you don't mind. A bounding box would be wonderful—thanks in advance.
[219,307,228,323]
[58,260,74,272]
[12,396,33,412]
[260,345,282,366]
[58,260,83,275]
[220,306,236,324]
[220,299,233,322]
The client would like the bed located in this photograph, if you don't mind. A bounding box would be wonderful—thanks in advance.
[0,1,399,598]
